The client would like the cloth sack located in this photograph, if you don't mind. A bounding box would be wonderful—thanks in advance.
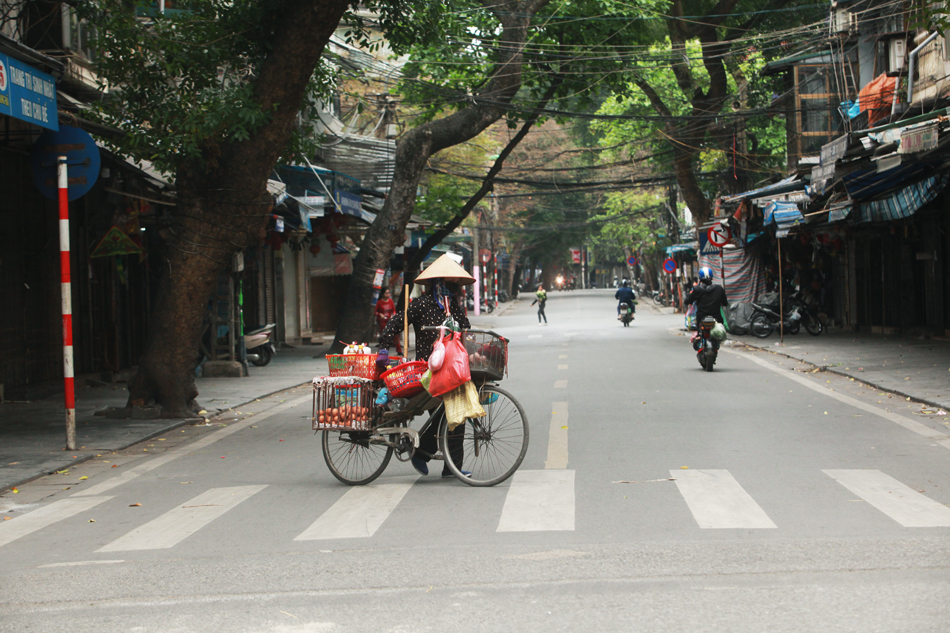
[443,380,486,430]
[425,331,471,397]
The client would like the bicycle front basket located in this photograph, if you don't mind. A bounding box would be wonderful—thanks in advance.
[462,330,507,381]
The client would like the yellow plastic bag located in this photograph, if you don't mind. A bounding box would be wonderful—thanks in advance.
[442,381,486,430]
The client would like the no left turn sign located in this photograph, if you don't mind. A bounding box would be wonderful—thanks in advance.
[707,224,731,248]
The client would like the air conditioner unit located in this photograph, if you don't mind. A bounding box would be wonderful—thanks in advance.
[889,38,907,72]
[834,9,855,33]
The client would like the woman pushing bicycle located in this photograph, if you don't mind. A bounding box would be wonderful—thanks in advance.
[377,254,473,477]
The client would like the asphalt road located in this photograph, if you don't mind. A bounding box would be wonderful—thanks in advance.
[2,289,949,632]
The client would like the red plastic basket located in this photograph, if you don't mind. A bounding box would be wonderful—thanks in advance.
[380,361,428,398]
[326,354,402,381]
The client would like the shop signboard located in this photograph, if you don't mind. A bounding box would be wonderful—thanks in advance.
[899,123,938,154]
[0,54,58,131]
[820,134,848,166]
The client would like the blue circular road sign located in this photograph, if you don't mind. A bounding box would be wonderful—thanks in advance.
[627,255,638,266]
[662,258,677,273]
[31,125,101,201]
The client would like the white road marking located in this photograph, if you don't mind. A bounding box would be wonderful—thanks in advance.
[545,402,569,469]
[0,496,113,548]
[554,380,568,389]
[823,469,950,527]
[295,476,417,540]
[74,395,311,497]
[497,469,575,532]
[39,560,125,568]
[558,355,567,359]
[731,350,950,449]
[672,469,777,529]
[557,364,568,370]
[98,485,266,551]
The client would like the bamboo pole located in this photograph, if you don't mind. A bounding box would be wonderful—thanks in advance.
[778,238,784,343]
[403,283,409,359]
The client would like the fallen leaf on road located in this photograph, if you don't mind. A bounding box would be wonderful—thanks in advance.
[7,462,18,465]
[3,516,11,521]
[680,466,689,469]
[180,482,192,484]
[129,503,141,507]
[88,519,95,523]
[10,488,18,494]
[561,426,568,429]
[111,464,118,468]
[79,476,88,480]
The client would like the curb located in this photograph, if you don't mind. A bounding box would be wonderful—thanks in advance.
[735,339,949,412]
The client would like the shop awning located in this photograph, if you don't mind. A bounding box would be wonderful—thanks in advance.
[763,201,804,237]
[665,243,696,255]
[855,174,948,223]
[719,175,806,204]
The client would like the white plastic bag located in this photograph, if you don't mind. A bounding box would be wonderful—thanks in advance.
[428,327,446,372]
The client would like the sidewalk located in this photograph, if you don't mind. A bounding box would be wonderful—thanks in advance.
[0,298,522,493]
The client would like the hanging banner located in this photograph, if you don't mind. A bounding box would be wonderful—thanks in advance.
[91,226,143,257]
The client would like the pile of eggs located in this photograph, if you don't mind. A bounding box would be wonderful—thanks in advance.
[316,404,371,427]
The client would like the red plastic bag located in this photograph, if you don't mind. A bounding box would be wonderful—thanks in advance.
[425,331,471,397]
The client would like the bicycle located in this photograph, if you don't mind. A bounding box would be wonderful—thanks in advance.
[315,329,529,487]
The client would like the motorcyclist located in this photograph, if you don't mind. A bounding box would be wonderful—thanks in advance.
[614,280,636,320]
[684,267,728,324]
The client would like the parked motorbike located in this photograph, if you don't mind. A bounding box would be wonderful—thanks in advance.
[786,291,823,336]
[749,297,802,338]
[692,316,720,371]
[245,323,277,366]
[465,292,495,314]
[619,301,634,327]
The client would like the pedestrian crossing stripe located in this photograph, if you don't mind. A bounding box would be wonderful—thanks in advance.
[98,485,266,552]
[4,469,950,553]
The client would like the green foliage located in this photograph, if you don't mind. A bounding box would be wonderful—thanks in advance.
[76,0,445,175]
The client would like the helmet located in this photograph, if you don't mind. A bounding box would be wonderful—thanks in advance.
[698,267,714,283]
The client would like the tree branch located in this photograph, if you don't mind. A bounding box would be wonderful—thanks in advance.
[407,74,565,272]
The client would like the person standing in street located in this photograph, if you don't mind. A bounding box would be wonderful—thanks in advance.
[374,288,402,355]
[531,284,547,324]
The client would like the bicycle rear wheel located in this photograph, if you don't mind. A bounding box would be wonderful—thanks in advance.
[322,430,393,485]
[439,384,529,487]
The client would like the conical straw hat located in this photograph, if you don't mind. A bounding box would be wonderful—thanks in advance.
[414,253,476,285]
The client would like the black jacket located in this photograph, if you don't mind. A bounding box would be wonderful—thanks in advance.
[685,283,728,323]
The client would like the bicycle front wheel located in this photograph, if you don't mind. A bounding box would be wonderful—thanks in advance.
[439,385,529,487]
[322,430,393,485]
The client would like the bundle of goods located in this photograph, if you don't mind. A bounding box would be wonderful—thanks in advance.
[326,341,401,380]
[462,331,507,381]
[312,376,375,431]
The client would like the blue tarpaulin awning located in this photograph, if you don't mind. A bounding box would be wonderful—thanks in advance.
[856,174,948,223]
[763,201,804,237]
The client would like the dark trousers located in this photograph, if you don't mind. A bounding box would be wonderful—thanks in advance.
[418,409,464,474]
[537,302,547,323]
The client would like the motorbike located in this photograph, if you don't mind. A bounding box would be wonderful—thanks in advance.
[619,301,634,327]
[692,316,720,371]
[466,292,495,314]
[245,323,277,366]
[749,297,802,338]
[787,291,823,336]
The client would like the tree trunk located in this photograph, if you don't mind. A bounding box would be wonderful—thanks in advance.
[333,1,549,352]
[126,0,352,414]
